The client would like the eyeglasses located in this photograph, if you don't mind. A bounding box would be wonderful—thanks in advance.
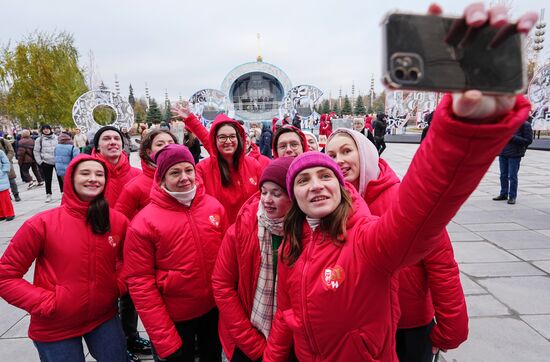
[277,142,301,151]
[216,134,238,143]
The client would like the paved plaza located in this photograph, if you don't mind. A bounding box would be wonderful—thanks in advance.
[1,143,549,361]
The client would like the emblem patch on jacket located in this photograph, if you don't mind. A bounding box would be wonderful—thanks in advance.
[209,214,220,227]
[321,265,345,290]
[249,177,257,186]
[108,235,120,248]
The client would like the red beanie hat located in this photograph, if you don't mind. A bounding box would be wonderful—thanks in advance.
[286,151,345,200]
[153,144,195,182]
[259,157,294,193]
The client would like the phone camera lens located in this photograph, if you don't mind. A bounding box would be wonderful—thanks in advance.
[408,68,420,82]
[394,67,406,80]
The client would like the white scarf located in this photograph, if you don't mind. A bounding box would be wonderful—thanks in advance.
[162,185,196,207]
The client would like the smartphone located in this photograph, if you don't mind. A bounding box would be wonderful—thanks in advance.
[382,12,526,94]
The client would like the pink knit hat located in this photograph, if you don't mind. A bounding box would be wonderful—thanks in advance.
[260,157,294,193]
[153,144,195,182]
[286,151,345,200]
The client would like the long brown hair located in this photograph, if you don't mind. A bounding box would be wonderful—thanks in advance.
[216,122,243,187]
[282,184,353,266]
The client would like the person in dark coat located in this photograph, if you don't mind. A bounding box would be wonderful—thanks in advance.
[492,117,533,204]
[372,113,388,155]
[260,122,273,159]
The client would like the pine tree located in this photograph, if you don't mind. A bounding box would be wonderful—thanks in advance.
[163,99,172,122]
[342,95,352,115]
[146,98,162,123]
[354,96,366,115]
[320,99,331,114]
[332,102,341,117]
[128,84,136,107]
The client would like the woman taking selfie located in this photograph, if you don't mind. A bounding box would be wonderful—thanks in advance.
[124,144,227,362]
[212,157,294,362]
[0,155,129,361]
[326,128,468,361]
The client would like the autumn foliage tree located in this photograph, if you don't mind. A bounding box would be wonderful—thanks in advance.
[0,32,88,128]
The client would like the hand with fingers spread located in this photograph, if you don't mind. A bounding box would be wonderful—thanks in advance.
[428,2,538,121]
[171,101,192,121]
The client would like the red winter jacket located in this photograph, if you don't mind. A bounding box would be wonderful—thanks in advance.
[248,143,270,171]
[193,114,262,224]
[124,180,228,358]
[92,150,141,206]
[264,94,531,362]
[212,193,266,360]
[319,114,333,137]
[0,155,128,342]
[364,158,468,350]
[115,160,155,220]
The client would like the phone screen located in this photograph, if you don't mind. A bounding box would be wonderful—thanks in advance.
[383,13,525,94]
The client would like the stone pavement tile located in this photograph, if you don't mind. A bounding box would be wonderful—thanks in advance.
[476,230,550,249]
[452,210,507,224]
[463,223,526,232]
[453,242,519,263]
[478,276,550,314]
[449,232,484,242]
[509,249,550,261]
[2,314,29,338]
[520,315,550,340]
[0,299,27,337]
[0,338,39,361]
[459,273,486,295]
[466,294,510,317]
[445,222,470,233]
[441,317,550,362]
[513,214,550,230]
[533,261,550,274]
[459,262,545,277]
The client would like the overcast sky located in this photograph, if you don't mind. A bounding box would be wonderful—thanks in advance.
[1,0,548,103]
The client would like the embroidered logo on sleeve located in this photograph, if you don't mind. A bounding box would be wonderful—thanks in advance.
[209,214,220,227]
[108,235,120,248]
[321,265,345,291]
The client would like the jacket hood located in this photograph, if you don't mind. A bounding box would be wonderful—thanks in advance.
[208,114,247,166]
[362,158,400,206]
[272,125,309,159]
[61,154,108,217]
[57,133,72,145]
[149,173,206,211]
[140,159,156,179]
[328,128,380,197]
[91,148,132,180]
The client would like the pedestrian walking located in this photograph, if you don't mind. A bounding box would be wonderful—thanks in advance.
[16,130,44,189]
[0,149,15,221]
[73,128,88,153]
[0,135,21,201]
[33,124,60,203]
[54,132,80,192]
[372,113,388,155]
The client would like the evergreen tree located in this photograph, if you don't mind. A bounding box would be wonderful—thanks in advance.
[128,84,136,107]
[354,96,366,115]
[341,95,352,115]
[332,102,341,117]
[320,99,330,114]
[372,91,386,114]
[146,98,162,123]
[163,98,173,122]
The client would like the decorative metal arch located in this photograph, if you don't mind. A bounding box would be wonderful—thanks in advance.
[279,85,323,119]
[528,64,550,131]
[189,89,234,122]
[72,88,134,134]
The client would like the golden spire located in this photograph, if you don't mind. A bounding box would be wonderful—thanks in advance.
[256,33,263,62]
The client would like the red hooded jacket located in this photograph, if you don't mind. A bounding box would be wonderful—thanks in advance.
[364,158,468,350]
[319,114,333,137]
[248,143,270,171]
[192,114,262,224]
[124,180,228,358]
[212,193,266,360]
[92,150,141,206]
[264,94,531,362]
[0,155,129,342]
[115,160,155,220]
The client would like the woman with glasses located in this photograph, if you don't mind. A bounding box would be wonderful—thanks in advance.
[171,104,262,224]
[272,125,309,158]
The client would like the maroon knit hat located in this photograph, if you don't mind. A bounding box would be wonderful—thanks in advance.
[259,157,294,193]
[286,151,345,200]
[153,144,195,182]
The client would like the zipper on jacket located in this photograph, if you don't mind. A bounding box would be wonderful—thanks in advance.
[185,209,210,293]
[301,229,322,360]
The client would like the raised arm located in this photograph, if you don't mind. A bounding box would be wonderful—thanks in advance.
[171,103,212,154]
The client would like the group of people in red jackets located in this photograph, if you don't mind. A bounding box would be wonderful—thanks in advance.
[0,4,539,362]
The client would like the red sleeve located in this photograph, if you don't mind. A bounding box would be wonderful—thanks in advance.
[0,221,56,317]
[360,94,532,274]
[184,113,212,154]
[264,256,293,361]
[212,225,266,360]
[115,183,140,220]
[427,232,469,350]
[113,213,129,296]
[124,225,181,358]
